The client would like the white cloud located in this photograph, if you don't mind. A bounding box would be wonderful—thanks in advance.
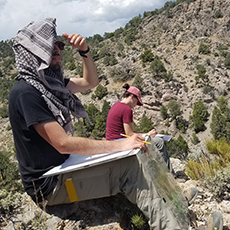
[0,0,168,41]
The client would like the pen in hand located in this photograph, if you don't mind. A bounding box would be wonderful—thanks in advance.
[120,133,151,145]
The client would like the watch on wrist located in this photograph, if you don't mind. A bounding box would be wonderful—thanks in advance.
[78,46,90,58]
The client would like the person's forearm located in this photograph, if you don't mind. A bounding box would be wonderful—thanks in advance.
[67,52,99,93]
[63,32,99,92]
[59,136,133,155]
[34,121,148,155]
[82,52,99,89]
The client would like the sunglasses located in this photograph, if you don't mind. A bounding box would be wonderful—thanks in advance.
[55,41,65,50]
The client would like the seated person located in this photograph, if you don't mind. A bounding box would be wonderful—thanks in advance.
[9,18,223,230]
[106,83,174,173]
[105,85,224,230]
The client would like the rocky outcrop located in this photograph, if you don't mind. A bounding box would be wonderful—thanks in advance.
[2,158,230,230]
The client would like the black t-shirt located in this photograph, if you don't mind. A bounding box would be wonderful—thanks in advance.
[8,79,70,202]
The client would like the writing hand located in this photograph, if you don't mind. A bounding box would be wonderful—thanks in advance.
[122,134,148,152]
[148,129,157,138]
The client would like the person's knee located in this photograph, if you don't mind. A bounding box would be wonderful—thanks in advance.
[151,137,164,150]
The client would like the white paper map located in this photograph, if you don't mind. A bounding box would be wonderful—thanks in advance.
[155,134,172,141]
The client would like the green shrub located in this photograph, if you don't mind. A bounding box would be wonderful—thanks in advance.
[0,151,23,192]
[110,67,134,82]
[150,55,167,78]
[167,100,182,120]
[124,29,138,45]
[0,104,8,118]
[131,214,146,229]
[191,133,200,145]
[206,138,230,161]
[218,96,228,113]
[217,44,228,51]
[62,46,74,67]
[140,49,154,63]
[0,40,14,59]
[93,84,108,100]
[166,135,189,159]
[215,10,223,18]
[176,117,189,133]
[74,119,88,137]
[138,114,154,133]
[90,48,100,61]
[103,55,118,66]
[183,84,188,92]
[113,27,124,38]
[210,106,229,140]
[195,64,209,84]
[11,72,18,79]
[204,164,230,200]
[206,58,211,65]
[185,137,230,181]
[224,52,230,69]
[68,62,76,71]
[160,105,168,120]
[80,89,92,95]
[84,103,101,134]
[0,190,24,219]
[164,70,173,82]
[90,115,106,140]
[202,85,212,94]
[101,100,111,120]
[0,78,16,102]
[185,155,220,180]
[189,100,208,133]
[198,43,211,55]
[132,74,144,93]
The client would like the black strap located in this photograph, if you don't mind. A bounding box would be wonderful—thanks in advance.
[78,46,90,58]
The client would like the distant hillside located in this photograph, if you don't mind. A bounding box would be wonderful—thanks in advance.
[1,0,230,154]
[67,0,230,155]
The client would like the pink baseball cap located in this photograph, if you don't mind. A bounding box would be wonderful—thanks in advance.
[127,86,143,106]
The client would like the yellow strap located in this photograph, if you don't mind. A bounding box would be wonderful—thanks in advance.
[65,178,79,202]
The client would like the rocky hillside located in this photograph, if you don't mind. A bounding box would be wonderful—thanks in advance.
[69,0,230,153]
[1,0,230,152]
[1,0,230,229]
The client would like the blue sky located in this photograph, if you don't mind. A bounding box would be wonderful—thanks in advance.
[0,0,169,41]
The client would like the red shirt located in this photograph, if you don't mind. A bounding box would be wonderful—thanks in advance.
[106,101,133,140]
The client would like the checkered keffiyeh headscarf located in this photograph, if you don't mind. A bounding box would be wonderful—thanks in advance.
[13,17,90,135]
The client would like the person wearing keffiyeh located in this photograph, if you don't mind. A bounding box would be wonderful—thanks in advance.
[9,18,215,230]
[9,17,148,212]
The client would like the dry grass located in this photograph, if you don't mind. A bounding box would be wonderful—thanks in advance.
[185,138,230,180]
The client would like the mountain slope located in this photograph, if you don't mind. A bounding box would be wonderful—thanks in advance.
[1,0,230,229]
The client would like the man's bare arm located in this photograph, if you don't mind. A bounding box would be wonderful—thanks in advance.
[34,121,147,155]
[63,32,99,93]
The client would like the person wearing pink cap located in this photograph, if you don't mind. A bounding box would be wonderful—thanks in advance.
[106,83,174,174]
[106,83,156,139]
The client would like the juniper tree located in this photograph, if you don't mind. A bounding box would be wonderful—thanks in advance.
[138,114,154,133]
